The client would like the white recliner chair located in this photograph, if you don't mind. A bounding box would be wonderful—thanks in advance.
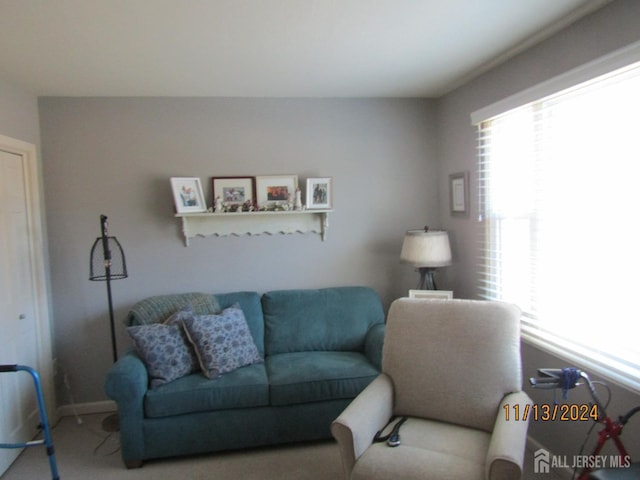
[331,298,531,480]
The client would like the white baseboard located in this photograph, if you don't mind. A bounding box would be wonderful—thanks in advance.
[57,400,116,418]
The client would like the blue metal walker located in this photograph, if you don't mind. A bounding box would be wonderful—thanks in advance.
[0,364,60,480]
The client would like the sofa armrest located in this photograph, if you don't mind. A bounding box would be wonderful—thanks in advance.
[364,323,385,370]
[331,374,394,480]
[104,350,148,466]
[485,390,532,480]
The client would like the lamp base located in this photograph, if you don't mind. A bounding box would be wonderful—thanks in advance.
[416,267,438,290]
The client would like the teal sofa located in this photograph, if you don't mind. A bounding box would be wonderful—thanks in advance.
[104,286,385,468]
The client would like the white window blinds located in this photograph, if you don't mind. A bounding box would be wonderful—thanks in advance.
[474,59,640,392]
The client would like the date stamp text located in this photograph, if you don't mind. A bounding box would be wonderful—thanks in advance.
[504,403,598,422]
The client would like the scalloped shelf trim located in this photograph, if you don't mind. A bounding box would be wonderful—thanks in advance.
[176,210,332,246]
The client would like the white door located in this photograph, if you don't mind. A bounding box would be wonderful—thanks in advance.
[0,137,54,476]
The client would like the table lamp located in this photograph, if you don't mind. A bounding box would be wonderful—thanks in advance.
[400,227,452,290]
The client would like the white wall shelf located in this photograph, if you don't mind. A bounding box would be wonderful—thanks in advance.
[175,210,332,246]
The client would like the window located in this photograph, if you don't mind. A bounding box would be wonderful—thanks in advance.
[473,50,640,392]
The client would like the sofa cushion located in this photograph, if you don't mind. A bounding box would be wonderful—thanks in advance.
[183,305,263,379]
[215,291,265,357]
[126,292,221,326]
[266,351,379,406]
[262,286,385,355]
[144,363,269,418]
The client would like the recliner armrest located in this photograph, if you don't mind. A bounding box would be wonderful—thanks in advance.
[331,374,394,480]
[485,390,532,480]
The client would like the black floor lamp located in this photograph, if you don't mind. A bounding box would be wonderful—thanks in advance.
[90,215,128,432]
[89,215,128,363]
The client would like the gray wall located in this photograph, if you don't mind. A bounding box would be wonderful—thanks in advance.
[436,0,640,463]
[0,76,40,146]
[39,97,438,404]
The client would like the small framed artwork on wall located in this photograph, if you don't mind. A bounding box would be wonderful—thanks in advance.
[306,177,332,210]
[449,171,469,217]
[212,176,255,207]
[255,175,298,208]
[170,177,207,214]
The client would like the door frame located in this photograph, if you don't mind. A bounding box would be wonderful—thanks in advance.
[0,134,56,422]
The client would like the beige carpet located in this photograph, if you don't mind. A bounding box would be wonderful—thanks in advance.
[1,413,563,480]
[1,413,342,480]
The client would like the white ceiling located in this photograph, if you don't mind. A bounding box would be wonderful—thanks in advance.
[0,0,610,98]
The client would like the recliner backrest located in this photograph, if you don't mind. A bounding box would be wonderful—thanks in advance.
[382,298,522,433]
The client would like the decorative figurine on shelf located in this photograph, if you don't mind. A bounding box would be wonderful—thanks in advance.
[294,188,303,211]
[215,196,223,213]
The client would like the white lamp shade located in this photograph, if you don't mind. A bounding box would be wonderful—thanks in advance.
[400,230,452,267]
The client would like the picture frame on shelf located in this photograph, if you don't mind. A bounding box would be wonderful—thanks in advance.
[408,290,453,300]
[449,171,469,217]
[306,177,332,210]
[212,176,255,208]
[255,175,298,208]
[170,177,207,214]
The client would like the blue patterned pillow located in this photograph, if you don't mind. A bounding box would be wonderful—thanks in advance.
[127,306,199,388]
[182,305,263,379]
[163,306,200,371]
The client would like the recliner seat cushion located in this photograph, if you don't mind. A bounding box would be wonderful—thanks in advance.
[267,351,379,406]
[145,363,269,418]
[350,417,490,480]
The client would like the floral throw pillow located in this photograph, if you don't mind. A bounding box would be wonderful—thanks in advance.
[182,305,263,379]
[163,305,200,372]
[127,306,199,388]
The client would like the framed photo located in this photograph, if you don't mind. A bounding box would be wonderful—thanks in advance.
[449,171,469,217]
[170,177,207,213]
[212,176,255,207]
[409,290,453,300]
[255,175,298,208]
[306,177,332,210]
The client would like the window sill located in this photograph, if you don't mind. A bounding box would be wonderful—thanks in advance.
[521,324,640,395]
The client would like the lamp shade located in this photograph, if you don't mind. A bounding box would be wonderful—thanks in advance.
[89,236,128,281]
[400,229,452,267]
